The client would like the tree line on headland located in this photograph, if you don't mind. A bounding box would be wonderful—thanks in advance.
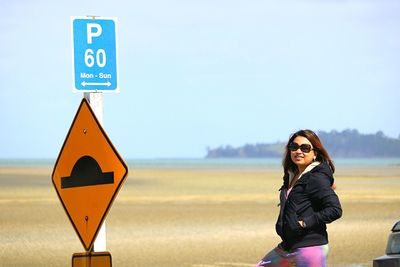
[206,129,400,158]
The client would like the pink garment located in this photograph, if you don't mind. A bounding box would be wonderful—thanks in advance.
[255,244,329,267]
[285,187,293,199]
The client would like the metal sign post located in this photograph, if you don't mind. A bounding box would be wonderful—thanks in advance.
[67,15,121,257]
[84,92,106,252]
[71,15,120,252]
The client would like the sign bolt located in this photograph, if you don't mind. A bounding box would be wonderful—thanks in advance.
[83,128,87,134]
[85,216,89,221]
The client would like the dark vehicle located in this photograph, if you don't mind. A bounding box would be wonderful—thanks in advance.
[373,221,400,267]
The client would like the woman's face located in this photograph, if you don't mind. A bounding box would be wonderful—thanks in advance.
[290,136,316,173]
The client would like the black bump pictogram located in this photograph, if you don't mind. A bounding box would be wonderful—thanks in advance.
[61,156,114,189]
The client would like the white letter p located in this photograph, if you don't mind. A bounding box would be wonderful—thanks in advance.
[87,23,102,44]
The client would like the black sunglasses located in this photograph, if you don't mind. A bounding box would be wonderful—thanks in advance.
[288,142,313,153]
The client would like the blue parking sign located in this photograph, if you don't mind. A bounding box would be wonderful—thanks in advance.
[71,17,119,92]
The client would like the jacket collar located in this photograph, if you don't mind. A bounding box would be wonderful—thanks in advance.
[288,161,321,186]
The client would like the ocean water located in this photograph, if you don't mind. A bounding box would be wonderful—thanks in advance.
[0,157,399,169]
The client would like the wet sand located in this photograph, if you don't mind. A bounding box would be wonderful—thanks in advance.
[0,164,399,266]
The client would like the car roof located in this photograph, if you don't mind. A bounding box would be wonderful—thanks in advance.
[392,221,400,232]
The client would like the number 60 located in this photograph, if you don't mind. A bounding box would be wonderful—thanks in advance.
[84,49,106,67]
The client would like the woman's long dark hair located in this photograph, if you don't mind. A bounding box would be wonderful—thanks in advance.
[282,129,335,175]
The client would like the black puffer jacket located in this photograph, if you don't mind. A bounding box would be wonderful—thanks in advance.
[275,162,342,250]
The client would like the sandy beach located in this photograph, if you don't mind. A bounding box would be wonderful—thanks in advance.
[1,161,399,266]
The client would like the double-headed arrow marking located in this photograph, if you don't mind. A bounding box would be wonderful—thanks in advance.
[81,81,111,87]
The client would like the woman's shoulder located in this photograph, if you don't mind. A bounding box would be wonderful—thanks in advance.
[308,162,334,186]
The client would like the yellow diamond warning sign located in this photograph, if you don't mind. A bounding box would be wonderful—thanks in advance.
[52,98,128,251]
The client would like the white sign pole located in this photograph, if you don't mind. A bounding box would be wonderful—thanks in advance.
[84,91,107,252]
[81,18,107,252]
[72,15,118,252]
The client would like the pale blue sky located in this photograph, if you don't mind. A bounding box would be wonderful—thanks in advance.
[1,0,399,159]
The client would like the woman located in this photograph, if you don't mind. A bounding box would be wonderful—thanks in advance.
[256,129,342,267]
